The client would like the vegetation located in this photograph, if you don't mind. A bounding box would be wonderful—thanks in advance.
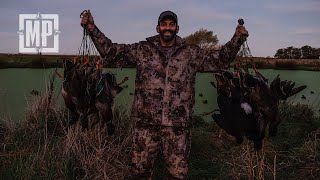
[0,92,133,179]
[0,53,126,68]
[1,87,319,179]
[275,45,320,59]
[236,57,320,71]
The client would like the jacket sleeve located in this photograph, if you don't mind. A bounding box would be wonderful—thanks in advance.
[89,26,140,67]
[196,33,244,72]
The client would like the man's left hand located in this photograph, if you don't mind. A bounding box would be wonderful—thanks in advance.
[235,25,249,37]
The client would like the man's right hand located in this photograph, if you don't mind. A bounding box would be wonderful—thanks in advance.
[81,10,95,31]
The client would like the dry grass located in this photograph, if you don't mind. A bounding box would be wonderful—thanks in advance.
[0,87,134,179]
[293,128,320,179]
[1,53,319,70]
[244,57,320,71]
[0,85,319,179]
[206,127,277,180]
[60,107,133,180]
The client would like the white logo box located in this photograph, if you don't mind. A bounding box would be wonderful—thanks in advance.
[18,13,60,53]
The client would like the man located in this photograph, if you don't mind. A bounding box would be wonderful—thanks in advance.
[81,10,248,179]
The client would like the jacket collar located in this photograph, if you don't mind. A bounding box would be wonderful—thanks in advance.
[146,34,186,48]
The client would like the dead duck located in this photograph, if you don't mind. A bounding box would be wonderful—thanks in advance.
[62,59,123,134]
[212,70,307,150]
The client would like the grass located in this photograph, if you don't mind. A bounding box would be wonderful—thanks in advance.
[0,54,123,68]
[0,53,63,68]
[0,89,319,179]
[234,57,320,71]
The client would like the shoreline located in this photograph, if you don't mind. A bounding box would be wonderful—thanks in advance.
[1,53,319,71]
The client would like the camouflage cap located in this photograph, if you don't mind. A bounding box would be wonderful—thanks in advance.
[158,10,178,24]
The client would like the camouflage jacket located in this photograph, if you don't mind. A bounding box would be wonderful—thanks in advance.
[89,26,243,127]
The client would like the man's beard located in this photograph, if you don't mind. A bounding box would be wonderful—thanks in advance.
[159,29,177,43]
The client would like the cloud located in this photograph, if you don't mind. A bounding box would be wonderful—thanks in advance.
[266,1,320,13]
[291,27,320,35]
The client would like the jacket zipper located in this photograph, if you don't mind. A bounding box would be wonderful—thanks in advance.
[159,45,185,124]
[162,55,170,123]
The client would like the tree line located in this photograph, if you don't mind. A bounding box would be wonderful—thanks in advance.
[274,46,320,59]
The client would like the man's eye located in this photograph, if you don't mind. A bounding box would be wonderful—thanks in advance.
[160,22,176,27]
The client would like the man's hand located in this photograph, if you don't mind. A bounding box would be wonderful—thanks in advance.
[81,10,95,31]
[235,24,249,37]
[235,24,249,44]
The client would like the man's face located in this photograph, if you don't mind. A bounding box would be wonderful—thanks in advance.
[158,18,179,43]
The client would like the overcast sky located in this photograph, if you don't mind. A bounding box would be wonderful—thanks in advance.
[0,0,319,57]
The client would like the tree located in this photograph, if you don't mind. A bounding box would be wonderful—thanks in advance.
[274,45,320,59]
[274,48,287,59]
[316,48,320,59]
[184,28,219,49]
[287,46,301,59]
[300,45,320,59]
[301,45,313,59]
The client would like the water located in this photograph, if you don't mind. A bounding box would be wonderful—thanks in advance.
[0,68,319,122]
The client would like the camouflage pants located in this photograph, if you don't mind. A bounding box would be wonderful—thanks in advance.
[131,121,191,180]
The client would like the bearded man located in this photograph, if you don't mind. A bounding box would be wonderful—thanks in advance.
[81,10,248,179]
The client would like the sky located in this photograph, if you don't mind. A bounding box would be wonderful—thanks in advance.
[0,0,319,57]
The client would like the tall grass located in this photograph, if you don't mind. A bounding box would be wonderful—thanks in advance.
[0,88,319,179]
[0,87,133,179]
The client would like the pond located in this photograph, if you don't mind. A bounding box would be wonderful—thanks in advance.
[0,68,319,122]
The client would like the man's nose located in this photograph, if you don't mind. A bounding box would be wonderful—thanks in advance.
[163,24,171,29]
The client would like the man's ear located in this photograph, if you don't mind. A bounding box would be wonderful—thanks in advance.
[156,25,160,33]
[176,25,179,34]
